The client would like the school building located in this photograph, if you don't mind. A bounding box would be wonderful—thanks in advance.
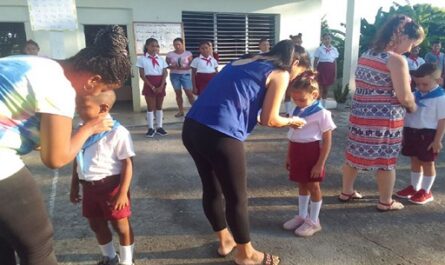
[0,0,360,112]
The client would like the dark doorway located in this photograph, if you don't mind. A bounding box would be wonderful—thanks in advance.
[0,22,26,58]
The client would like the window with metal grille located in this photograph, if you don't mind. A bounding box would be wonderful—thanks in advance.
[182,11,276,64]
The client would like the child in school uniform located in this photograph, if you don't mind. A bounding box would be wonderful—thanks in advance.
[136,38,169,138]
[314,33,339,105]
[70,90,135,265]
[282,70,336,237]
[191,41,219,96]
[395,63,445,205]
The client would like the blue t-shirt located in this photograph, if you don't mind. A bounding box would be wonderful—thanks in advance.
[186,60,276,141]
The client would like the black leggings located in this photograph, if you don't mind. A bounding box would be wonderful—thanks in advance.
[0,167,57,265]
[182,119,250,244]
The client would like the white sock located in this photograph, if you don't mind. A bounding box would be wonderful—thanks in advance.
[155,110,163,128]
[298,195,310,218]
[119,244,133,264]
[309,200,322,223]
[99,241,116,258]
[410,171,423,191]
[146,111,154,129]
[285,101,292,116]
[421,175,436,193]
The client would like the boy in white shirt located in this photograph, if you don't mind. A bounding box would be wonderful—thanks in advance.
[396,63,445,204]
[70,91,136,265]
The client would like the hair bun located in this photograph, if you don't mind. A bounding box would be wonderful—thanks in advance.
[93,25,128,56]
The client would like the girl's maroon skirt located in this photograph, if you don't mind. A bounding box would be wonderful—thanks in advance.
[289,141,325,183]
[142,75,166,97]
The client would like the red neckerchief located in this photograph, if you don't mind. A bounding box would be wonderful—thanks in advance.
[324,45,332,54]
[201,56,212,66]
[147,54,159,67]
[409,54,419,66]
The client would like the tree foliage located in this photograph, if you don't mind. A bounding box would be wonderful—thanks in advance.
[359,3,445,56]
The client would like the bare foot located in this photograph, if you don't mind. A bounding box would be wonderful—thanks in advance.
[217,239,236,257]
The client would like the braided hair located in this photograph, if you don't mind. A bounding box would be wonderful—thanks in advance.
[66,25,131,84]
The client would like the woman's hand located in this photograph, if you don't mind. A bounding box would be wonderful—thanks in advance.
[406,104,417,114]
[288,117,306,129]
[83,114,113,135]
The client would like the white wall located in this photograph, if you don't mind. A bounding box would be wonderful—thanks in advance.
[0,0,322,112]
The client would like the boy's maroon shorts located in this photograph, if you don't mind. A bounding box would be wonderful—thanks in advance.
[401,127,437,162]
[81,175,131,220]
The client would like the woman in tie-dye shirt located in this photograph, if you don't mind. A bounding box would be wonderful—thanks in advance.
[0,25,131,265]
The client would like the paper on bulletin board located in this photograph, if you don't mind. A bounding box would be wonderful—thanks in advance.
[133,22,183,55]
[28,0,78,31]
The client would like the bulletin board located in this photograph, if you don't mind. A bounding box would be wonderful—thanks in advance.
[133,22,183,55]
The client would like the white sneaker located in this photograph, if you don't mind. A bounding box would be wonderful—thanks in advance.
[282,215,305,230]
[294,218,322,237]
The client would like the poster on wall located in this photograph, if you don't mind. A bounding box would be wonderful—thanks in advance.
[133,22,183,55]
[27,0,78,31]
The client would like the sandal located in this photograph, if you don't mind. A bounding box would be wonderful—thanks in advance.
[234,253,280,265]
[174,112,184,118]
[338,191,363,202]
[377,200,404,212]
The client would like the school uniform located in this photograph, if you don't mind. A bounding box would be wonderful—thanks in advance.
[76,119,136,220]
[406,55,425,71]
[314,44,339,86]
[190,55,218,95]
[136,53,168,97]
[402,86,445,162]
[287,101,336,183]
[425,51,445,76]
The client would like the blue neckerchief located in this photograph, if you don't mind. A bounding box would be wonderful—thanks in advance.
[414,86,445,107]
[292,100,324,118]
[76,119,121,174]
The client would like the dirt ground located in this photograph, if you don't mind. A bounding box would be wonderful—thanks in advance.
[24,106,445,265]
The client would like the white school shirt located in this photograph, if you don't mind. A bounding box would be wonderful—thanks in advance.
[76,125,135,181]
[287,109,336,143]
[406,56,425,71]
[314,44,339,63]
[136,53,168,76]
[190,55,218,73]
[404,87,445,130]
[0,56,75,180]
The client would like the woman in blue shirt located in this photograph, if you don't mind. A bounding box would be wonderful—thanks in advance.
[182,40,311,265]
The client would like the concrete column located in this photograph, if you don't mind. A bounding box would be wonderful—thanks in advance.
[342,0,361,92]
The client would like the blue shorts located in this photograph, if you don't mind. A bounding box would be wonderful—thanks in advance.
[170,73,192,90]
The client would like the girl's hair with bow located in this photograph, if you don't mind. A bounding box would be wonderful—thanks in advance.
[291,70,319,92]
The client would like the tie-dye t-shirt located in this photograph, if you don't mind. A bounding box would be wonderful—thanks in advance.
[0,56,75,180]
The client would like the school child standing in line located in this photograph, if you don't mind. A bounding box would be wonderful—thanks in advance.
[395,63,445,204]
[70,90,136,265]
[314,33,339,106]
[258,38,271,54]
[282,70,336,237]
[191,41,219,96]
[137,38,168,138]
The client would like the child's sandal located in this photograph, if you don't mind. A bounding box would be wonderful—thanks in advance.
[338,191,363,202]
[376,200,404,212]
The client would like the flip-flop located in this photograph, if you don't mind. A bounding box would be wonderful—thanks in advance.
[338,191,363,202]
[234,252,280,265]
[377,200,404,212]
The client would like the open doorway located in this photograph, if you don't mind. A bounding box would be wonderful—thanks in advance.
[84,24,132,111]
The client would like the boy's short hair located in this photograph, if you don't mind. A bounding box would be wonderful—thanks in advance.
[258,38,269,44]
[411,63,441,79]
[91,90,117,109]
[431,40,441,45]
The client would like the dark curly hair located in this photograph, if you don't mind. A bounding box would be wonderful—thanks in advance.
[66,25,131,84]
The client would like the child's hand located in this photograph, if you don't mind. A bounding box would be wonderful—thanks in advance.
[285,156,290,171]
[428,140,443,154]
[70,184,81,204]
[310,163,323,179]
[112,192,129,211]
[155,86,164,94]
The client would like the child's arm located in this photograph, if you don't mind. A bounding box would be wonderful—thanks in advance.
[70,159,81,204]
[112,157,133,211]
[191,67,198,95]
[428,118,445,153]
[310,130,332,178]
[138,68,155,92]
[285,142,291,171]
[156,68,168,94]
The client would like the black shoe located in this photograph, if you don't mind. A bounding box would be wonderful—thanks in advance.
[156,127,168,136]
[145,128,156,138]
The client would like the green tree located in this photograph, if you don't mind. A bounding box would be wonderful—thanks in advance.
[359,3,445,56]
